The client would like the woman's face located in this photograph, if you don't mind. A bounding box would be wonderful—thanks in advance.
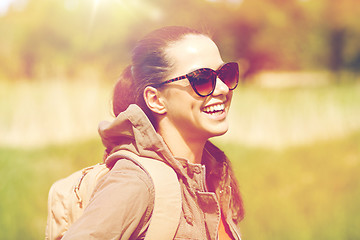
[160,34,234,141]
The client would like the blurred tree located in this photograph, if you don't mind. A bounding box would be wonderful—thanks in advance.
[210,0,310,76]
[302,0,360,72]
[1,0,359,80]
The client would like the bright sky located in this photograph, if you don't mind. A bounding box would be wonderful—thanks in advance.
[0,0,13,15]
[0,0,28,16]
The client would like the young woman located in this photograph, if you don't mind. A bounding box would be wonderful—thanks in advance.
[62,26,244,239]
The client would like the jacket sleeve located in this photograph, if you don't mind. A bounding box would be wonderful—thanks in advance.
[62,159,154,240]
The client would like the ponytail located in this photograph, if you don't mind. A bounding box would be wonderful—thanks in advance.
[112,65,136,116]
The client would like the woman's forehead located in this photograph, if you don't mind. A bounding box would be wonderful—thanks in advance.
[165,34,224,74]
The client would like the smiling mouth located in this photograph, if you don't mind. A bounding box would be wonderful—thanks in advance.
[202,103,225,115]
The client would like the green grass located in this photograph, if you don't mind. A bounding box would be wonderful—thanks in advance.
[0,139,104,240]
[1,132,360,239]
[216,131,360,240]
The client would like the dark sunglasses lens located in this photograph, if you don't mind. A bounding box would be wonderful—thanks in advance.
[188,70,215,96]
[219,62,239,90]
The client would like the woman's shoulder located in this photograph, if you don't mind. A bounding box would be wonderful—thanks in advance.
[100,157,155,192]
[87,157,156,208]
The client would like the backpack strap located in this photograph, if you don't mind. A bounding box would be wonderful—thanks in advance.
[108,151,182,240]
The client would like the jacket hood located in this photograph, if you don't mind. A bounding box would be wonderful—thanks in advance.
[98,104,186,176]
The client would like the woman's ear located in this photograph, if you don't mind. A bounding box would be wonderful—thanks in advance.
[143,86,167,114]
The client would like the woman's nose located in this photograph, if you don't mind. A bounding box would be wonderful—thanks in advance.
[212,78,229,96]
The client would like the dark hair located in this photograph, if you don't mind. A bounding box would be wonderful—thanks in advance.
[112,26,204,122]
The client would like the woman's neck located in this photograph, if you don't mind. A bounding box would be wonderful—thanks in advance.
[158,124,206,165]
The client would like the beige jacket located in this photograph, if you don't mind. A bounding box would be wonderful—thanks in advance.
[62,104,241,240]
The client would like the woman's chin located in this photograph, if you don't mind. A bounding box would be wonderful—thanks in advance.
[205,123,229,139]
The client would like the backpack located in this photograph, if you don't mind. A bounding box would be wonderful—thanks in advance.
[45,150,182,240]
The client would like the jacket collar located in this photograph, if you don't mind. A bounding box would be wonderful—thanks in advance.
[98,104,228,187]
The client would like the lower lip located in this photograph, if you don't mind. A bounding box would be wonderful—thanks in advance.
[202,110,227,121]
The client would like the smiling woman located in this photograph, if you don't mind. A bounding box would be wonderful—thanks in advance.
[52,26,244,240]
[149,34,238,144]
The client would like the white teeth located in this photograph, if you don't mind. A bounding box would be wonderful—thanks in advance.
[203,104,225,113]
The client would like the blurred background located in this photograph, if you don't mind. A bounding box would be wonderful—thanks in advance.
[0,0,359,239]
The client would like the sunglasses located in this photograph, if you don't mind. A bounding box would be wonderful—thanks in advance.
[154,62,239,97]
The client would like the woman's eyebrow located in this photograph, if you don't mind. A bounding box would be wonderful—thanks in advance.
[187,65,211,73]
